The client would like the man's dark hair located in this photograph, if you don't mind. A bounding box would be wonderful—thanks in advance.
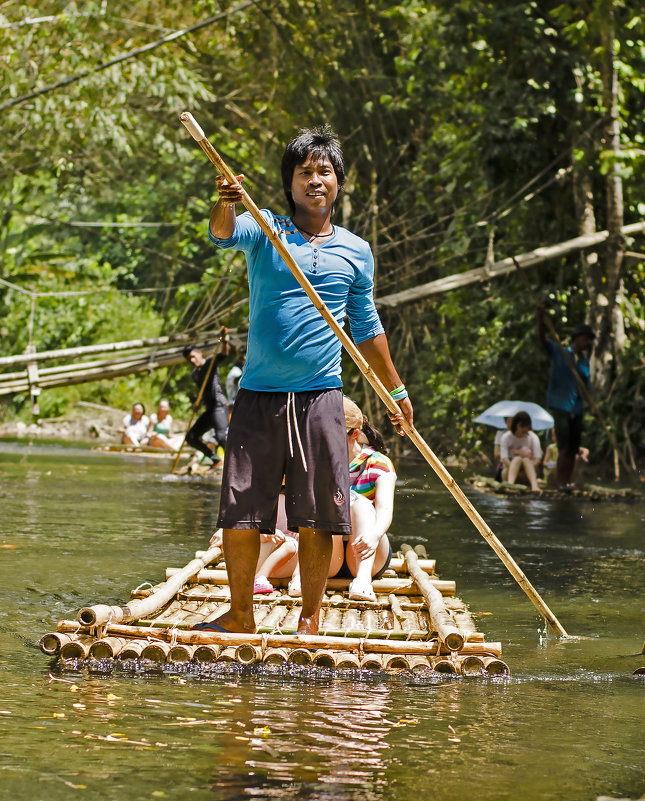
[182,344,199,362]
[281,125,345,215]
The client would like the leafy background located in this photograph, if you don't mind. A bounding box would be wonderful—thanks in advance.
[1,0,643,472]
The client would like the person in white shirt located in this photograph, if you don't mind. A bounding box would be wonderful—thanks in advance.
[499,411,542,492]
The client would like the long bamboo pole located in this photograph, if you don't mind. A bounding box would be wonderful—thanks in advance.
[179,111,567,638]
[513,257,640,489]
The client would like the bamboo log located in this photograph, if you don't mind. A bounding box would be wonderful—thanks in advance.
[119,640,145,659]
[361,654,384,671]
[169,643,195,662]
[482,656,510,676]
[193,552,435,576]
[180,112,564,635]
[431,656,457,674]
[455,654,485,676]
[236,644,261,664]
[312,650,337,668]
[39,631,75,656]
[385,654,410,670]
[363,609,382,632]
[216,646,238,662]
[141,641,170,662]
[0,334,207,367]
[56,619,503,657]
[0,351,187,396]
[262,648,288,664]
[402,546,464,651]
[382,556,436,575]
[166,568,455,596]
[321,599,344,630]
[287,648,314,666]
[60,636,94,659]
[77,546,222,627]
[407,655,432,672]
[193,644,221,662]
[336,653,362,670]
[280,605,301,631]
[389,593,420,634]
[89,637,127,659]
[342,607,362,631]
[260,604,291,630]
[375,221,645,308]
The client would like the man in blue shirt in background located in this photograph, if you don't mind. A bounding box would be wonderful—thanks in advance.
[538,307,594,491]
[202,126,413,636]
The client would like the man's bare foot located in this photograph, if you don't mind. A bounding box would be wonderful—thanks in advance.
[297,614,319,636]
[210,611,256,634]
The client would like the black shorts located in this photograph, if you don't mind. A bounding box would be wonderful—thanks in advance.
[333,541,393,580]
[217,388,351,535]
[550,407,583,453]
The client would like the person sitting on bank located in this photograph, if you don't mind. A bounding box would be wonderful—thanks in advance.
[118,402,149,447]
[538,308,594,491]
[543,428,590,488]
[493,416,513,481]
[182,328,230,469]
[146,398,176,450]
[500,411,542,492]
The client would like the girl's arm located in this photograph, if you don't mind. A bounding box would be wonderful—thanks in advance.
[352,473,396,559]
[372,472,396,539]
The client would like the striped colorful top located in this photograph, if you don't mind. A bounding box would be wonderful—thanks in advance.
[349,446,396,503]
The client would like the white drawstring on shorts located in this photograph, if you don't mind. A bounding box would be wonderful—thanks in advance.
[286,391,308,472]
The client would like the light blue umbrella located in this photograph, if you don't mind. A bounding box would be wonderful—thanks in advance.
[474,400,554,431]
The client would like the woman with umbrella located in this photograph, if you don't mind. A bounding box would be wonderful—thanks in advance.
[499,411,543,492]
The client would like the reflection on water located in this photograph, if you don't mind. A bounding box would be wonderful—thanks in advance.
[0,443,644,801]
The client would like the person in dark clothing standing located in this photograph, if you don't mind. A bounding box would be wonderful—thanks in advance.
[183,328,230,467]
[537,308,594,491]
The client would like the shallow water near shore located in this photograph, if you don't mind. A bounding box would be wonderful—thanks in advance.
[1,440,643,801]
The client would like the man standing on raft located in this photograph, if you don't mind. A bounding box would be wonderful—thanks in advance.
[203,126,413,636]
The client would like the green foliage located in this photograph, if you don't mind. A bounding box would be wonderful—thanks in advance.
[0,0,643,468]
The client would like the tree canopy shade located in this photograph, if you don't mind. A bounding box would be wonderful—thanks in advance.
[1,0,643,472]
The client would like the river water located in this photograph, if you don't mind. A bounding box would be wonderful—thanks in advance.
[0,440,643,801]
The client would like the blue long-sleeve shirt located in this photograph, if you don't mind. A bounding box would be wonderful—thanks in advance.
[544,338,591,415]
[209,210,384,392]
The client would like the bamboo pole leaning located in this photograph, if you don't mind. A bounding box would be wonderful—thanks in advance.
[401,545,463,651]
[76,546,222,628]
[179,110,567,638]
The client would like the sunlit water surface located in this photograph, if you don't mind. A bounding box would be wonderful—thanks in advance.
[0,441,643,801]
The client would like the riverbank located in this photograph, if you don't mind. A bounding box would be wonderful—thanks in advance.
[0,404,188,444]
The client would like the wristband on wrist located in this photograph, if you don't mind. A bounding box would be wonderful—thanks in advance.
[389,384,408,401]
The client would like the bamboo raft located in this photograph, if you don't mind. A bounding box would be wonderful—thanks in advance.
[40,543,508,677]
[93,444,181,458]
[466,474,643,502]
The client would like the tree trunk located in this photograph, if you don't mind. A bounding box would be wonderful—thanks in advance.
[592,5,626,390]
